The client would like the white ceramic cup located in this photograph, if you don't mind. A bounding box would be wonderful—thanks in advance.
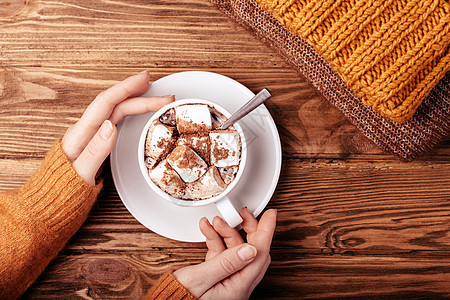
[138,99,247,228]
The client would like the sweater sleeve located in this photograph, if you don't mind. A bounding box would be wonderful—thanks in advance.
[0,140,103,299]
[144,271,196,300]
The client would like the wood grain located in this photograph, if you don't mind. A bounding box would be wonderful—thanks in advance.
[1,67,449,160]
[0,0,25,17]
[23,253,450,299]
[1,0,449,299]
[14,158,450,298]
[33,160,447,255]
[0,0,282,68]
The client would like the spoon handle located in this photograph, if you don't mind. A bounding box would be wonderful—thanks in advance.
[220,88,272,130]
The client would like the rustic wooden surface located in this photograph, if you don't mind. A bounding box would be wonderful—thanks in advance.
[1,0,449,299]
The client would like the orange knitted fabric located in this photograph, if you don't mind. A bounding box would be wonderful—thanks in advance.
[255,0,450,123]
[144,271,196,300]
[0,141,103,299]
[0,141,195,299]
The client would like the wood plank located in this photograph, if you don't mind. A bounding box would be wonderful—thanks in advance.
[0,158,40,190]
[1,67,449,160]
[4,159,447,255]
[255,255,450,299]
[1,0,447,160]
[22,252,450,299]
[79,159,450,254]
[272,160,450,253]
[21,253,204,300]
[0,0,284,69]
[0,0,26,18]
[1,0,449,298]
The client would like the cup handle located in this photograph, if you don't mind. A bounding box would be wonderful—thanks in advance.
[215,196,243,228]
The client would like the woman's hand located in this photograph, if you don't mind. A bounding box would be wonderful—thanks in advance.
[174,208,277,300]
[61,71,174,186]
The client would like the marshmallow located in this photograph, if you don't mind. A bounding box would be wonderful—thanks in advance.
[186,166,227,199]
[150,160,185,198]
[167,145,208,183]
[210,131,241,167]
[218,166,239,185]
[145,120,176,161]
[177,134,210,163]
[176,104,212,134]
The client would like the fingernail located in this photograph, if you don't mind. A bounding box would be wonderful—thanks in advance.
[139,70,150,75]
[99,120,113,139]
[238,244,257,261]
[162,94,175,101]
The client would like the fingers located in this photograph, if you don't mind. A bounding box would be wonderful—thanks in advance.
[109,95,175,124]
[234,209,277,291]
[212,216,244,249]
[241,208,277,253]
[200,209,276,261]
[63,71,151,161]
[86,70,151,125]
[173,243,257,298]
[240,207,258,233]
[72,120,117,186]
[248,255,271,294]
[200,215,245,261]
[253,209,277,253]
[199,217,225,261]
[192,209,277,298]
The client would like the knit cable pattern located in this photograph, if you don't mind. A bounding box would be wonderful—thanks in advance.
[256,0,450,123]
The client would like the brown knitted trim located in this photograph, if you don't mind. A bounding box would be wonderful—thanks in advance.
[209,0,450,161]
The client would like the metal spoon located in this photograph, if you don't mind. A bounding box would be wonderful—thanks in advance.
[220,88,272,130]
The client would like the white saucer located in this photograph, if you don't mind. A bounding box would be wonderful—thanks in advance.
[110,71,282,242]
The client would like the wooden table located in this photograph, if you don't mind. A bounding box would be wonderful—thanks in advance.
[1,0,449,298]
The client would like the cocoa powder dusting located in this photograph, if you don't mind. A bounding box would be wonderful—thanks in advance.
[159,162,185,195]
[177,146,202,169]
[212,144,230,161]
[145,121,177,167]
[178,120,210,134]
[155,137,166,149]
[179,134,210,163]
[146,104,242,200]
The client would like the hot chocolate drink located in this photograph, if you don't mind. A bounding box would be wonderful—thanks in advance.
[144,104,242,200]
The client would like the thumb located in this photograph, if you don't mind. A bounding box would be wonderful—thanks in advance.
[174,243,257,298]
[72,120,117,186]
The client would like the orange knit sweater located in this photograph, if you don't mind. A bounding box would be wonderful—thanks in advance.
[0,141,194,299]
[256,0,450,123]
